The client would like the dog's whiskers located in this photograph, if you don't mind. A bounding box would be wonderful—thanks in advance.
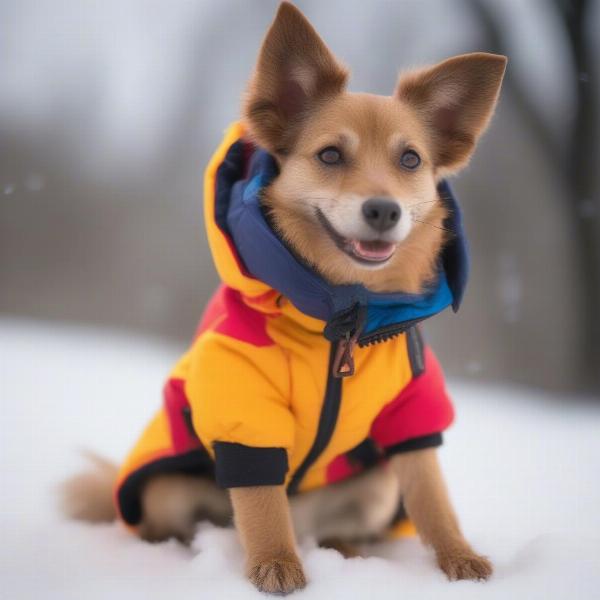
[411,217,452,233]
[299,196,335,202]
[406,199,437,208]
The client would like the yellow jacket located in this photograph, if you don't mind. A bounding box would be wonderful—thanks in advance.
[115,123,466,527]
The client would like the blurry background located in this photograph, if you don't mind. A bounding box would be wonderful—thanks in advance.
[1,0,599,394]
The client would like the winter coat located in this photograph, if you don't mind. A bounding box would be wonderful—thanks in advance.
[115,122,469,528]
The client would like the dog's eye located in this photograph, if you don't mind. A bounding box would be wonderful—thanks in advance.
[400,150,421,170]
[317,146,343,165]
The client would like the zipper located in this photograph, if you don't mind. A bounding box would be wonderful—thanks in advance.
[357,316,428,348]
[287,316,427,493]
[325,304,367,378]
[325,303,429,377]
[287,342,343,495]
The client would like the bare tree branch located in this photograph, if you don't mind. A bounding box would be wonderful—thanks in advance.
[467,0,600,390]
[467,0,563,169]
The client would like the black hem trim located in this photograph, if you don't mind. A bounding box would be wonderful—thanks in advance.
[117,448,215,526]
[346,438,382,469]
[214,442,288,488]
[384,432,443,457]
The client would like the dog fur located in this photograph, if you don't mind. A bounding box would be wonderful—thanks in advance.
[62,2,505,594]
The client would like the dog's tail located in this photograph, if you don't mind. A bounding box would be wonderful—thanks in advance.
[60,450,118,523]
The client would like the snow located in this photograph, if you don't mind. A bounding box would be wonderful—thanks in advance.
[1,318,599,599]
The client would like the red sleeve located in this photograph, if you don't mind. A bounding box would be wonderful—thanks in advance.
[370,346,454,453]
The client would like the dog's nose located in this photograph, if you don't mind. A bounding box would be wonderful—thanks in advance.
[361,198,401,232]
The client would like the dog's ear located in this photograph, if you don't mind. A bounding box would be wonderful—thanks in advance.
[396,52,507,173]
[243,2,348,155]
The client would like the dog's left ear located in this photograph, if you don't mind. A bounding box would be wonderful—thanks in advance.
[243,2,348,155]
[396,52,507,174]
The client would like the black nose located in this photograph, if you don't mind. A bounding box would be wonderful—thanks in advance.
[361,198,401,232]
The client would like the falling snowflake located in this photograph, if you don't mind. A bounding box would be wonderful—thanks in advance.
[497,252,522,324]
[25,173,45,192]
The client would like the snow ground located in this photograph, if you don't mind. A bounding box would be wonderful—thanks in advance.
[1,318,599,600]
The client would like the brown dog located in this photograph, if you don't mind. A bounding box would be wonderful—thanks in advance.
[63,2,506,595]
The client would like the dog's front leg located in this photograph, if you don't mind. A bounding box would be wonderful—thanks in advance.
[390,448,493,581]
[230,485,306,594]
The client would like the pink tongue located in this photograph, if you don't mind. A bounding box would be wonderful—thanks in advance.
[351,240,396,261]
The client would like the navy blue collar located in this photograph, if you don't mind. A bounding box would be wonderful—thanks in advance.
[216,141,469,346]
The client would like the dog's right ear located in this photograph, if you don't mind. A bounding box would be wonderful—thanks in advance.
[242,2,348,155]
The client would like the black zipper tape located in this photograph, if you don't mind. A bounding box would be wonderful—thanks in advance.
[287,342,343,495]
[357,316,427,348]
[288,315,429,492]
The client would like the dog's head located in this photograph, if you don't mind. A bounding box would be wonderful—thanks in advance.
[243,2,506,293]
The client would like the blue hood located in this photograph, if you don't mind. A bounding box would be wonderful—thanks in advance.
[215,140,469,345]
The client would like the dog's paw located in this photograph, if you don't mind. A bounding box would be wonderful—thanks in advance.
[437,549,493,581]
[247,556,307,595]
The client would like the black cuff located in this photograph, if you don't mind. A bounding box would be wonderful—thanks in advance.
[384,432,443,457]
[213,442,288,488]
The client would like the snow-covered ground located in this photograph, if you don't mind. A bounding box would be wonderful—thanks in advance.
[1,318,599,599]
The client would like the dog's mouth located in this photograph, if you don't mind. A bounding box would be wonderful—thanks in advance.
[315,209,397,265]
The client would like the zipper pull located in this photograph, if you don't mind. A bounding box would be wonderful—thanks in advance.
[325,302,367,378]
[332,330,360,378]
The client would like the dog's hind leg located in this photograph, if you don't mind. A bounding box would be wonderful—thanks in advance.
[139,474,232,543]
[62,455,232,544]
[290,462,401,555]
[318,537,361,558]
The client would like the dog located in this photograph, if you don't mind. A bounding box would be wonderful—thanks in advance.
[62,2,506,594]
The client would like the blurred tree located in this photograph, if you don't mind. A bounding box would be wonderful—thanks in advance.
[469,0,600,391]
